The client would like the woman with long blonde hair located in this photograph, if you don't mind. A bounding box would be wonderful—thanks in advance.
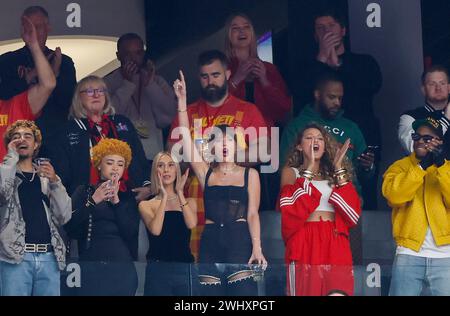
[139,152,197,296]
[225,13,291,127]
[279,123,361,296]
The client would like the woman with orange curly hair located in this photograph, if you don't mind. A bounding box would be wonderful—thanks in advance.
[64,138,140,296]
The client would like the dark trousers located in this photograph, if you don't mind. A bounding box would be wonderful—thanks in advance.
[144,261,196,296]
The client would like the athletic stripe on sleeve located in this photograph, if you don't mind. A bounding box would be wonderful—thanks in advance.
[280,188,307,207]
[329,192,359,225]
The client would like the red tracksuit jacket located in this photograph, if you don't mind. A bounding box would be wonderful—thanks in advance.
[279,177,361,263]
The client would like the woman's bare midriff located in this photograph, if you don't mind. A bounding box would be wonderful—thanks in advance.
[306,211,335,222]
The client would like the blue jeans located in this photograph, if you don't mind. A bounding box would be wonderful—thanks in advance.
[0,252,60,296]
[389,254,450,296]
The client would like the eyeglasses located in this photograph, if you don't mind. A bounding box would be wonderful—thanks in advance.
[412,133,437,143]
[80,88,107,97]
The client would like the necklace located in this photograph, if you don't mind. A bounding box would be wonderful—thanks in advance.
[26,170,36,182]
[18,166,36,182]
[299,168,323,178]
[219,164,238,176]
[160,195,178,202]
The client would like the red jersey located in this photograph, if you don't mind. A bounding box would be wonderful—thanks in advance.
[229,58,292,128]
[169,94,268,144]
[0,91,34,159]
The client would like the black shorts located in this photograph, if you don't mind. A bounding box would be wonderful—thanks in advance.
[198,222,252,278]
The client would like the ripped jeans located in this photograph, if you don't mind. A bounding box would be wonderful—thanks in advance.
[198,222,257,296]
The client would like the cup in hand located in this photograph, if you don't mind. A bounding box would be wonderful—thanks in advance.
[35,157,51,166]
[35,158,51,177]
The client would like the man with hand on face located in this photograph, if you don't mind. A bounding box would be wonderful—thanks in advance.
[281,72,374,200]
[293,9,382,209]
[383,117,450,296]
[0,6,76,155]
[104,33,177,166]
[0,120,71,296]
[295,9,382,133]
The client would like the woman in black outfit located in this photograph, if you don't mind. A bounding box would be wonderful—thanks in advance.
[173,71,267,296]
[139,152,197,296]
[65,138,139,296]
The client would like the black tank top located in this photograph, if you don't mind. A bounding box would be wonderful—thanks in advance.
[203,168,249,225]
[146,211,194,263]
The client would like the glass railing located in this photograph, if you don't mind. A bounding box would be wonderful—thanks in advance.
[45,261,389,296]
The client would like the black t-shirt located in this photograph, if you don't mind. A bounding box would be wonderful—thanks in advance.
[18,172,51,244]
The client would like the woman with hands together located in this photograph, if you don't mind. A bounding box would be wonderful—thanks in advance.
[139,152,197,296]
[225,13,291,127]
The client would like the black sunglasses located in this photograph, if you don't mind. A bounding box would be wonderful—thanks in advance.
[412,133,436,143]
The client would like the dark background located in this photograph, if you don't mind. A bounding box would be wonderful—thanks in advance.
[144,0,449,81]
[144,0,349,94]
[421,0,450,70]
[145,0,263,60]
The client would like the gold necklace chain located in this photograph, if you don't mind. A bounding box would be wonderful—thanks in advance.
[299,168,324,178]
[219,164,238,175]
[157,194,178,201]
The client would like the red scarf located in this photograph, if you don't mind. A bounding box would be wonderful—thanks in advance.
[87,114,119,142]
[87,115,128,192]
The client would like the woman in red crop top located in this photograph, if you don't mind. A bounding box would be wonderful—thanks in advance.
[279,123,361,296]
[173,71,267,296]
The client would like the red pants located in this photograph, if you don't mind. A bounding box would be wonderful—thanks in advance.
[286,220,354,296]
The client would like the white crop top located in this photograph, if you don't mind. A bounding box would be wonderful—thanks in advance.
[292,168,334,212]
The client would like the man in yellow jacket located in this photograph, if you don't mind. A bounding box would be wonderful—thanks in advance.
[383,116,450,296]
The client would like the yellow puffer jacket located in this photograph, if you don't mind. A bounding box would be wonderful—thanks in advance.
[382,154,450,252]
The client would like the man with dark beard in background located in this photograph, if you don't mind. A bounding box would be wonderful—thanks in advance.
[280,71,374,203]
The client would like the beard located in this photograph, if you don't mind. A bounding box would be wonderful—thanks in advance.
[18,151,34,161]
[201,81,228,103]
[427,95,449,105]
[318,103,338,120]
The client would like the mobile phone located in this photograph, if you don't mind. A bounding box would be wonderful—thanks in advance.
[364,145,379,155]
[105,180,113,202]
